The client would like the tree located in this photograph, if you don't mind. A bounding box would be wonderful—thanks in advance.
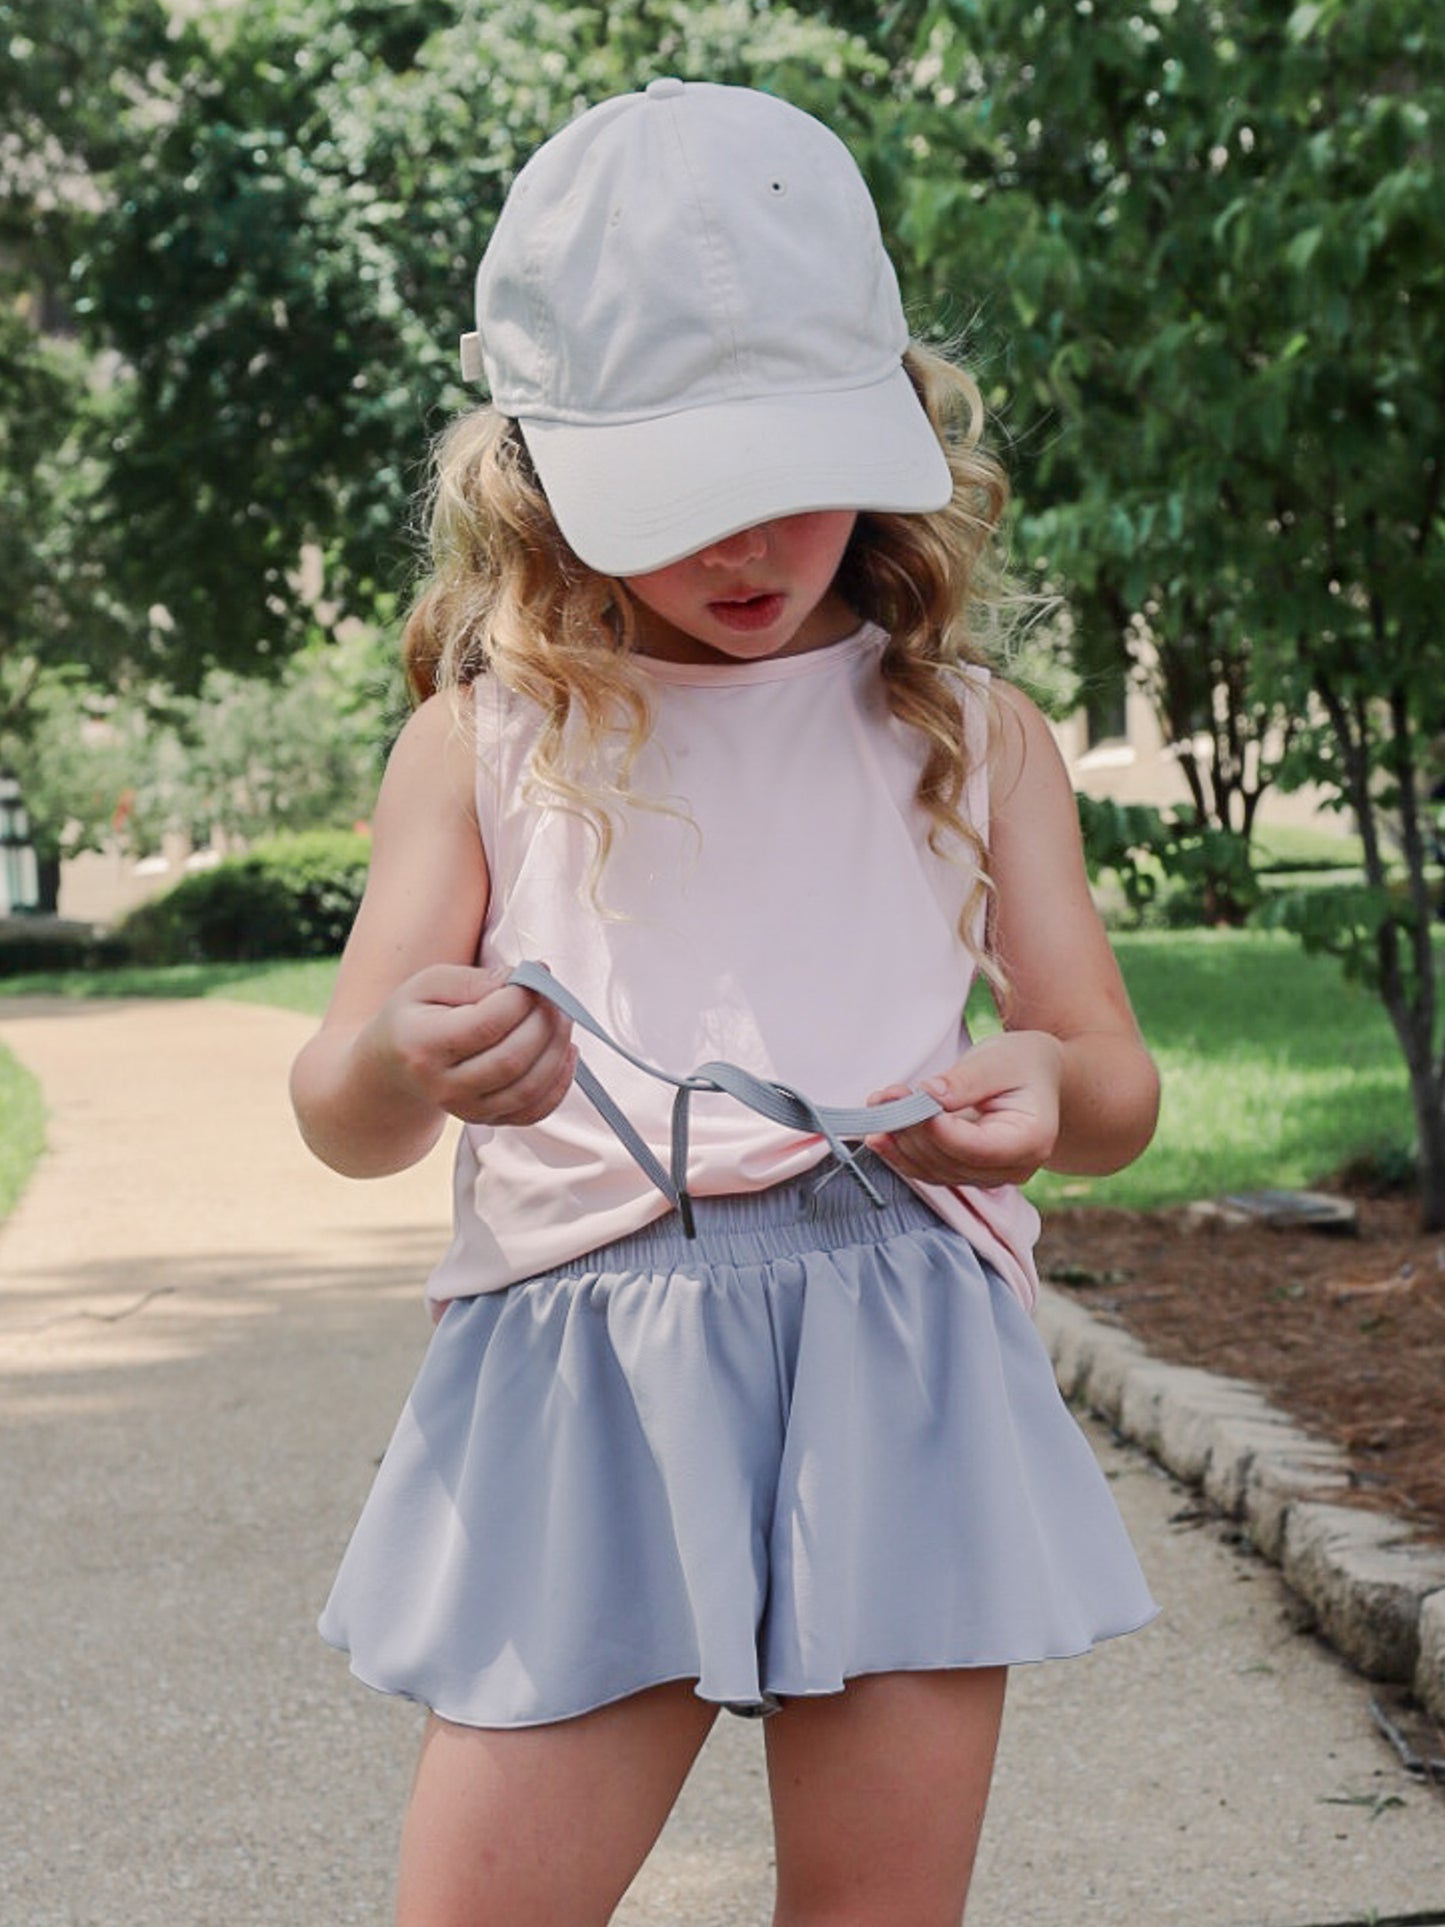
[884,1,1303,906]
[893,0,1445,1222]
[164,632,397,844]
[4,0,880,871]
[1,1,159,690]
[62,0,883,682]
[0,633,396,898]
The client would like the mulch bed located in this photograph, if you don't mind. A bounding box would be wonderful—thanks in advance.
[1037,1189,1445,1546]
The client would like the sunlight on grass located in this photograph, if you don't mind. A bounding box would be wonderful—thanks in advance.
[0,958,338,1015]
[1025,930,1413,1211]
[0,1045,45,1222]
[1252,821,1364,870]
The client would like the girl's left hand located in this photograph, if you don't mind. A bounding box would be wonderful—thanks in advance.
[863,1031,1064,1189]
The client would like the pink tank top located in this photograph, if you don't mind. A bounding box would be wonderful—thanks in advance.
[423,622,1040,1310]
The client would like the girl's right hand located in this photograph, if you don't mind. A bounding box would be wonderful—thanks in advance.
[368,965,578,1129]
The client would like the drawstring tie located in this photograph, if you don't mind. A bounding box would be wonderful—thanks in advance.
[507,961,941,1237]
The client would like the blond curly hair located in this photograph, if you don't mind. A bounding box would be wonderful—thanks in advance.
[402,343,1016,970]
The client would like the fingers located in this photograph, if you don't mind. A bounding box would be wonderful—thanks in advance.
[864,1080,1056,1187]
[452,1026,578,1127]
[865,1033,1064,1188]
[451,1045,579,1127]
[441,990,577,1127]
[381,975,577,1128]
[433,980,559,1061]
[407,962,513,1009]
[864,1074,997,1185]
[866,1112,1043,1190]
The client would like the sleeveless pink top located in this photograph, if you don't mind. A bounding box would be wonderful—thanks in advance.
[424,623,1041,1310]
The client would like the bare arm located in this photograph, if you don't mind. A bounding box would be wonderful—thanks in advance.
[289,691,574,1178]
[867,682,1159,1187]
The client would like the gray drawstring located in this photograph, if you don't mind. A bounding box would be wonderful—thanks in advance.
[507,961,942,1237]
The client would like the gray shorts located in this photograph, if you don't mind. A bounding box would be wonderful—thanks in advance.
[319,1152,1156,1728]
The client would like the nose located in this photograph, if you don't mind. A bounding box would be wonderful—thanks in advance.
[697,524,768,568]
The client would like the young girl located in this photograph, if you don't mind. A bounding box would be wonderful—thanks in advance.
[292,79,1160,1927]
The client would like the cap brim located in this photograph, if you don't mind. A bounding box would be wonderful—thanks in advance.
[517,366,952,577]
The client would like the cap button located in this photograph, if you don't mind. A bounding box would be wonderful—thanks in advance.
[646,77,686,100]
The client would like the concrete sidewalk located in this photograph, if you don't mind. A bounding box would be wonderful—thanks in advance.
[1,997,1441,1927]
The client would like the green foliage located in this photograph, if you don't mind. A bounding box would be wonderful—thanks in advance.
[888,0,1445,1219]
[1,665,149,869]
[1077,794,1260,927]
[0,322,139,694]
[0,2,160,685]
[57,0,882,681]
[117,829,371,963]
[999,610,1081,720]
[1250,823,1365,874]
[1257,881,1442,1001]
[0,926,126,978]
[157,633,397,844]
[897,0,1443,764]
[0,633,395,873]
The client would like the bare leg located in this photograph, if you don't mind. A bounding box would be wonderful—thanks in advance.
[396,1680,718,1927]
[765,1668,1007,1927]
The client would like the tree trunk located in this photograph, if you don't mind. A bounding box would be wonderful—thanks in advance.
[1412,1067,1445,1233]
[35,849,60,916]
[1315,671,1444,1231]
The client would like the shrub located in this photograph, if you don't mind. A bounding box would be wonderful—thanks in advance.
[117,831,372,964]
[0,922,127,977]
[1077,795,1260,928]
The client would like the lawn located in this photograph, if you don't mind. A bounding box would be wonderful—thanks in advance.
[0,957,338,1014]
[1021,930,1412,1210]
[0,1043,45,1224]
[0,935,1418,1223]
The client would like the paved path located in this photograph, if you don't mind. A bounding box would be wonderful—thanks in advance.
[1,997,1442,1927]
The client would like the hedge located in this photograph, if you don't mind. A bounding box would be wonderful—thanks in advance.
[116,830,372,964]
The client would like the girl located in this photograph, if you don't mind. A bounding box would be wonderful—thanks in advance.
[292,79,1160,1927]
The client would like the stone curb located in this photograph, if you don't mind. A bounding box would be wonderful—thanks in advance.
[1036,1283,1445,1724]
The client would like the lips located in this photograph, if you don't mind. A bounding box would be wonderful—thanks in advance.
[707,592,785,632]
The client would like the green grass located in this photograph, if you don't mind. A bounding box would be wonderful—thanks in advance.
[1251,822,1365,871]
[0,957,338,1014]
[0,936,1420,1221]
[0,1044,45,1223]
[1021,929,1413,1211]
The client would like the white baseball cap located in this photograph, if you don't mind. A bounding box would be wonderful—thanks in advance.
[459,79,952,576]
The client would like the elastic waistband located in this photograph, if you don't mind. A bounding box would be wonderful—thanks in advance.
[530,1153,947,1283]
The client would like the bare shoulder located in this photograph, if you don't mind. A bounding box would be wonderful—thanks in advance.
[366,687,485,896]
[982,679,1077,842]
[986,679,1067,801]
[376,687,479,822]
